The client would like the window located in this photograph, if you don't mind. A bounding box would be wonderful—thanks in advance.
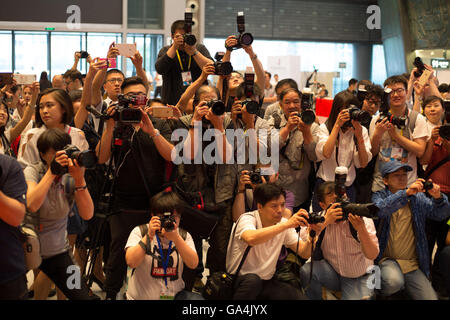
[371,44,387,86]
[87,33,123,71]
[51,32,86,76]
[0,31,12,72]
[128,0,164,29]
[14,31,48,78]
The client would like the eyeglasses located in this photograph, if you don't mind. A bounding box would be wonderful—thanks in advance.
[366,99,381,107]
[283,99,301,105]
[390,88,406,95]
[106,78,124,84]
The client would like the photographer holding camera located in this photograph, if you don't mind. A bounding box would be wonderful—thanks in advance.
[268,88,319,212]
[95,76,175,300]
[0,154,28,300]
[370,75,429,193]
[313,90,372,212]
[372,161,450,299]
[226,183,312,300]
[24,128,95,300]
[299,181,379,300]
[155,20,213,106]
[124,190,202,300]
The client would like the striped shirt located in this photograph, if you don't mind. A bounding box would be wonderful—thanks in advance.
[302,215,379,278]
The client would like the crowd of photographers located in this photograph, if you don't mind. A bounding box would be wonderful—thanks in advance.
[1,15,450,301]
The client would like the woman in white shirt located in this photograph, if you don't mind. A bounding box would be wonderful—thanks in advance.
[313,90,372,212]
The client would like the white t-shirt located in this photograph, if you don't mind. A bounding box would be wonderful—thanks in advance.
[315,123,372,186]
[226,210,299,280]
[0,128,12,154]
[125,227,196,300]
[369,111,429,192]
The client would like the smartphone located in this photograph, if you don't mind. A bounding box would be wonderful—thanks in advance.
[152,106,174,118]
[0,72,13,87]
[114,43,137,56]
[13,74,36,85]
[99,58,117,69]
[418,69,432,87]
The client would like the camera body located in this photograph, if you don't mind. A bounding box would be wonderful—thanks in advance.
[79,51,89,59]
[183,12,197,46]
[160,212,176,232]
[413,57,426,78]
[300,90,316,125]
[244,168,262,189]
[306,212,325,224]
[226,12,253,51]
[343,105,372,128]
[423,180,434,192]
[50,145,97,176]
[206,100,226,116]
[213,52,233,76]
[108,94,145,124]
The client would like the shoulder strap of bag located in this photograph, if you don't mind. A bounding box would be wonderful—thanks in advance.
[424,155,450,180]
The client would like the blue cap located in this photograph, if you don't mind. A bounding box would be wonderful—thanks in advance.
[380,161,413,177]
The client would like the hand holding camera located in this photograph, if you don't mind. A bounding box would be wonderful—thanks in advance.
[52,150,86,180]
[347,214,366,233]
[157,212,178,240]
[192,101,209,122]
[287,111,300,132]
[107,42,120,59]
[287,209,309,229]
[335,109,350,129]
[325,203,344,225]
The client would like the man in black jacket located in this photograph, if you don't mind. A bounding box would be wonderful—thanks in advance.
[155,20,213,106]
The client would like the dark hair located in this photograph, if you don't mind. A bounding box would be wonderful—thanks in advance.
[121,76,146,92]
[0,100,10,133]
[357,79,372,89]
[68,89,83,103]
[275,79,298,95]
[63,69,83,82]
[149,98,164,107]
[349,78,358,86]
[35,88,74,128]
[365,84,385,100]
[39,71,49,82]
[265,71,272,79]
[193,85,221,107]
[253,183,285,207]
[171,20,185,35]
[279,88,301,103]
[325,90,360,133]
[384,75,408,90]
[317,181,335,204]
[438,83,449,93]
[37,127,72,156]
[106,69,125,81]
[235,82,263,100]
[320,88,329,96]
[422,95,443,111]
[150,191,184,216]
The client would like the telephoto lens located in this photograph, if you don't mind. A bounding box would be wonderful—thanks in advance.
[300,109,316,125]
[206,100,226,116]
[238,32,253,46]
[242,99,259,115]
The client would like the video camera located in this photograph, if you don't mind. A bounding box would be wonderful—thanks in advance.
[214,52,233,76]
[183,12,197,46]
[300,88,316,125]
[376,88,407,129]
[413,57,426,78]
[334,167,379,221]
[108,94,145,124]
[439,100,450,140]
[342,105,372,128]
[50,145,97,176]
[226,12,254,51]
[159,212,176,232]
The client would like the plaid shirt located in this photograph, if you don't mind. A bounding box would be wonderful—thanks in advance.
[372,188,450,277]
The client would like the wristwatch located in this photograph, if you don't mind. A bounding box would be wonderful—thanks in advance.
[150,129,160,139]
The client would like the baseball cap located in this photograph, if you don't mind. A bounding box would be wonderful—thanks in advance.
[380,161,413,177]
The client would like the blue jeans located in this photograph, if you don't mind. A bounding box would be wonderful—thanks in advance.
[174,290,204,300]
[379,259,437,300]
[299,260,374,300]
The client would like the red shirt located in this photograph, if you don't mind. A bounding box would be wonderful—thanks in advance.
[425,138,450,194]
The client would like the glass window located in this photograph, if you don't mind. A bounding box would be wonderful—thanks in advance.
[0,31,12,72]
[128,0,164,29]
[14,31,48,79]
[86,32,122,70]
[51,32,86,76]
[126,34,145,77]
[372,44,387,86]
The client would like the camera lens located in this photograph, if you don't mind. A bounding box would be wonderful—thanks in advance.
[239,33,253,46]
[207,100,225,116]
[214,61,233,76]
[250,172,262,184]
[244,100,259,115]
[301,109,315,125]
[184,34,197,46]
[391,116,406,129]
[423,181,434,191]
[77,150,97,169]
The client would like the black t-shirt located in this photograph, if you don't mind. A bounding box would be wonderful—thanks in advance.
[155,44,213,106]
[113,118,172,210]
[0,154,27,284]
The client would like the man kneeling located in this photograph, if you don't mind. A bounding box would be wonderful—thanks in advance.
[226,183,312,300]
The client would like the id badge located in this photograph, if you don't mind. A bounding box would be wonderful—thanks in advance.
[160,287,174,300]
[181,71,192,86]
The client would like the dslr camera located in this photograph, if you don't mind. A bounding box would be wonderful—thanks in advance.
[439,100,450,140]
[413,57,426,78]
[300,89,316,125]
[376,88,407,129]
[206,99,226,116]
[160,212,176,232]
[78,51,89,59]
[306,212,325,224]
[183,12,197,46]
[50,145,97,176]
[423,180,434,192]
[334,167,379,221]
[342,105,372,128]
[244,168,263,189]
[214,52,233,76]
[104,94,145,124]
[238,72,260,117]
[226,12,254,51]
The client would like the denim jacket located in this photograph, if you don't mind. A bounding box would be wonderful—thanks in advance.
[372,188,450,277]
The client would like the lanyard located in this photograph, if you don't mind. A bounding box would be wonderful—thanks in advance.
[155,234,172,287]
[176,50,191,72]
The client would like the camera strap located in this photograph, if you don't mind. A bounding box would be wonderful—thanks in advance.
[155,233,173,287]
[176,50,191,72]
